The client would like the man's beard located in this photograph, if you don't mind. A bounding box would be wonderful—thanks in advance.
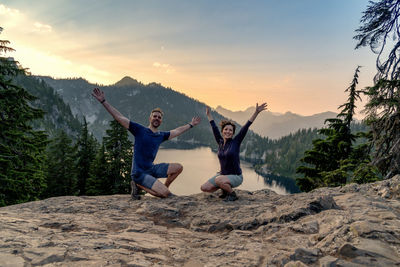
[151,121,160,128]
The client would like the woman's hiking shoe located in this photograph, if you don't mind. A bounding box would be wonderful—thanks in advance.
[224,191,238,202]
[219,190,228,199]
[130,181,141,200]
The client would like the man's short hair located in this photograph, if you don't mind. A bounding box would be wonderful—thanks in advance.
[220,120,236,134]
[151,107,164,117]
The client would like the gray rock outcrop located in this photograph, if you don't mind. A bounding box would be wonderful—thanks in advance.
[1,175,400,266]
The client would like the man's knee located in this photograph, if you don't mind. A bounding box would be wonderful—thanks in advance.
[169,163,183,175]
[175,163,183,173]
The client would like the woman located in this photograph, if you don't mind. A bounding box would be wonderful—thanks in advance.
[201,103,267,201]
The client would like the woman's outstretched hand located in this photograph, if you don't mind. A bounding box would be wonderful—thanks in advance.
[255,102,268,114]
[249,102,267,122]
[206,106,213,121]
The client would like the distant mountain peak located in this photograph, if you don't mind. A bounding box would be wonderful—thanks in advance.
[216,106,339,139]
[114,76,140,87]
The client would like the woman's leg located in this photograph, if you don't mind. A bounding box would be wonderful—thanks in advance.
[201,174,220,193]
[214,175,233,193]
[215,175,240,201]
[200,181,219,193]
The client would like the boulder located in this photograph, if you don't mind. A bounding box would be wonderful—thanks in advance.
[1,176,400,266]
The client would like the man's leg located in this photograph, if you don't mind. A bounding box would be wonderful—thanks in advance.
[131,180,141,200]
[164,163,183,188]
[136,182,168,198]
[151,180,172,198]
[138,173,173,198]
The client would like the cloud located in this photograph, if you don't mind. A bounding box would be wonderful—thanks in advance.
[0,4,20,16]
[13,42,112,84]
[78,64,110,77]
[1,4,51,34]
[0,4,115,84]
[153,62,175,74]
[0,4,24,29]
[33,22,52,33]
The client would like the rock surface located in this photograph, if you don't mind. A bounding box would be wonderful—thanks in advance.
[1,176,400,266]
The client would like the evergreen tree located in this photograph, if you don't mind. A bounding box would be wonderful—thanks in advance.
[296,67,367,191]
[0,27,48,206]
[87,143,110,195]
[76,117,98,195]
[257,128,323,178]
[354,0,400,178]
[103,120,133,194]
[44,131,77,197]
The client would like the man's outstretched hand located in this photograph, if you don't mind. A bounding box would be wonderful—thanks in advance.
[92,88,105,103]
[191,116,201,126]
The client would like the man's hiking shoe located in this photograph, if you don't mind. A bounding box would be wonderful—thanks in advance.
[130,181,141,200]
[224,191,238,202]
[167,192,177,198]
[219,190,228,199]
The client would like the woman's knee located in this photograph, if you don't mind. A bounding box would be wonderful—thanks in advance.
[200,183,209,192]
[201,182,214,192]
[215,176,228,186]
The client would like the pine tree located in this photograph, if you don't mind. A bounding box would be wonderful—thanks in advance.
[296,67,367,191]
[103,120,133,194]
[44,131,77,197]
[76,117,98,195]
[87,143,110,195]
[354,0,400,178]
[0,27,48,206]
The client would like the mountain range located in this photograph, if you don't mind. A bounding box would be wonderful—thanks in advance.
[36,76,268,162]
[216,106,337,139]
[38,75,339,141]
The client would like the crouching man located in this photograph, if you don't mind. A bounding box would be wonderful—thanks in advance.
[92,88,200,199]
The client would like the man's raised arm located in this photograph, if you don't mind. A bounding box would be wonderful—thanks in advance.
[92,88,130,129]
[169,116,201,140]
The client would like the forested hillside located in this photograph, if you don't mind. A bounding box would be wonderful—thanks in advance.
[14,74,81,138]
[255,122,368,179]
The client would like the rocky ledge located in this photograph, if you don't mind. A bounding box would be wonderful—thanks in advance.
[1,176,400,267]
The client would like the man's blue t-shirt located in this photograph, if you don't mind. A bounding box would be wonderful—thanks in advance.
[128,121,170,175]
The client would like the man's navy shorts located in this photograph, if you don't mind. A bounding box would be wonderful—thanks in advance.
[132,163,169,189]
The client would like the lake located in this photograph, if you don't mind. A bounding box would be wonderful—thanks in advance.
[153,147,297,196]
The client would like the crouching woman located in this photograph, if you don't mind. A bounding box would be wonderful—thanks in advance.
[200,103,267,201]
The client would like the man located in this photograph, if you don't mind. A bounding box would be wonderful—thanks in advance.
[92,88,200,199]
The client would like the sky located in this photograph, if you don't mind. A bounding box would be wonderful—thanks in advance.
[1,0,377,116]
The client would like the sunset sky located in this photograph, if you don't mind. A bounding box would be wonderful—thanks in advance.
[1,0,377,116]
